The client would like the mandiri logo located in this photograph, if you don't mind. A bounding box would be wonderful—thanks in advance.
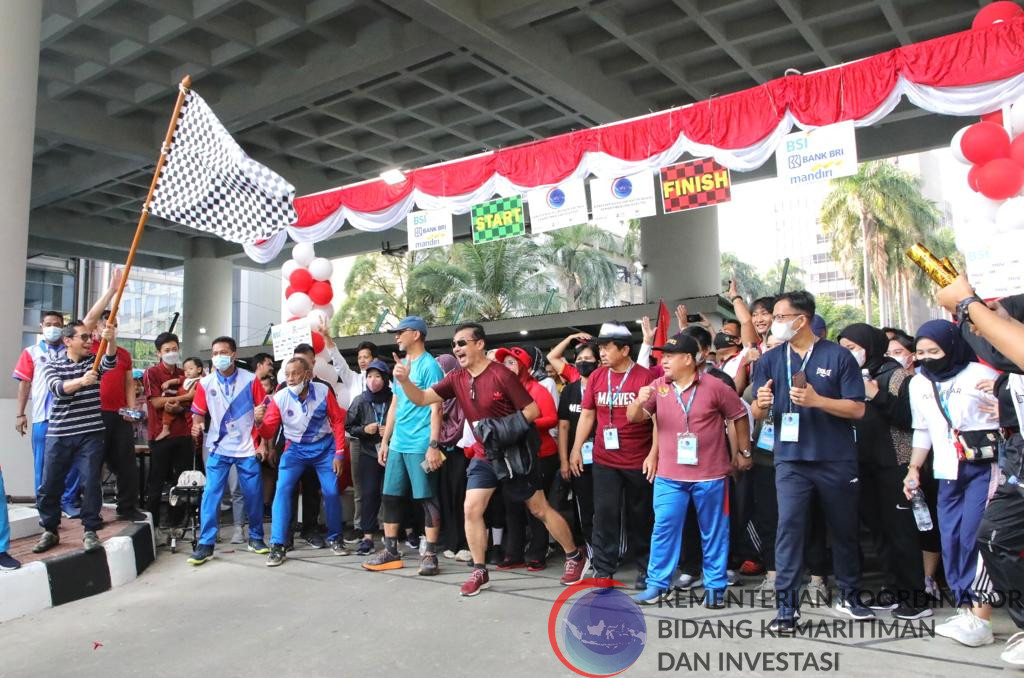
[548,578,647,677]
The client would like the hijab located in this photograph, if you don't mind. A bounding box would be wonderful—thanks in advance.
[363,358,392,404]
[915,319,977,382]
[437,353,459,375]
[837,323,889,376]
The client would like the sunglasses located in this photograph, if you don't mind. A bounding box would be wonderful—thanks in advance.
[451,339,471,348]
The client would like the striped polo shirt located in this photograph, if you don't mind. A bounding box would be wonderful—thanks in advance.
[43,353,118,437]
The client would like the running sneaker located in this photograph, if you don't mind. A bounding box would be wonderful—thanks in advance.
[560,553,591,585]
[247,539,270,554]
[526,559,546,572]
[935,608,994,647]
[634,574,647,590]
[362,549,403,571]
[419,553,439,576]
[32,530,59,554]
[497,558,526,570]
[674,573,702,591]
[454,549,473,562]
[1001,632,1024,666]
[805,579,828,606]
[870,588,898,610]
[726,570,740,586]
[633,587,666,605]
[229,526,245,544]
[266,545,286,567]
[892,605,933,620]
[754,576,776,605]
[82,531,101,552]
[116,508,147,522]
[187,544,214,566]
[833,599,875,621]
[739,560,764,576]
[405,533,420,551]
[303,532,327,549]
[767,612,798,634]
[460,568,490,596]
[357,538,374,556]
[0,552,22,570]
[328,540,351,556]
[442,550,456,559]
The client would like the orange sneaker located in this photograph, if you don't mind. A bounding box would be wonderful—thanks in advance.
[362,549,403,571]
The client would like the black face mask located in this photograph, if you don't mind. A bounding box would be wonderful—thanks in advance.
[575,360,598,377]
[918,355,952,375]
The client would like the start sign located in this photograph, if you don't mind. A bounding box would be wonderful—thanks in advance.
[660,158,732,213]
[471,195,525,243]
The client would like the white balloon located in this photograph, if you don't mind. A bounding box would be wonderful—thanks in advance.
[309,257,333,281]
[281,259,300,280]
[292,242,316,267]
[307,309,329,332]
[997,197,1024,231]
[314,303,335,318]
[286,292,314,317]
[1011,94,1024,137]
[965,191,1003,221]
[950,126,971,164]
[314,358,338,390]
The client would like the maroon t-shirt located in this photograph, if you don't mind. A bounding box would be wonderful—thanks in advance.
[144,362,190,441]
[432,361,534,459]
[581,362,655,470]
[92,346,132,411]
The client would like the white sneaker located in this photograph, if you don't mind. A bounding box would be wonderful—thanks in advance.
[454,549,473,562]
[805,579,828,606]
[674,573,703,590]
[726,569,740,586]
[230,526,246,544]
[935,609,994,647]
[442,550,457,560]
[754,576,776,604]
[1000,632,1024,665]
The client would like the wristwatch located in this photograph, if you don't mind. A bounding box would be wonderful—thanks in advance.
[731,295,743,303]
[428,439,440,450]
[738,449,752,458]
[956,295,985,325]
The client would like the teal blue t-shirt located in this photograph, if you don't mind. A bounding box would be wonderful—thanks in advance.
[389,352,444,454]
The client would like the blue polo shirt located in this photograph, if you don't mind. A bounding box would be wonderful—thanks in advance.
[751,339,864,463]
[389,352,444,454]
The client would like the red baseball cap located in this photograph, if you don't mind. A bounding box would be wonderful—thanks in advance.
[494,346,531,373]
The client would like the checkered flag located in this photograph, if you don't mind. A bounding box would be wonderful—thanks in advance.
[150,89,297,244]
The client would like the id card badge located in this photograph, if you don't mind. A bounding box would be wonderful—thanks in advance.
[603,427,620,450]
[780,413,800,442]
[677,432,698,465]
[226,420,241,442]
[581,441,594,465]
[757,422,775,451]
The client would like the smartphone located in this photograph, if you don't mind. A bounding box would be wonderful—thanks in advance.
[792,371,807,388]
[686,313,702,323]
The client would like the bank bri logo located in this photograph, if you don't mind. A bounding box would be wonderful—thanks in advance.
[548,578,647,677]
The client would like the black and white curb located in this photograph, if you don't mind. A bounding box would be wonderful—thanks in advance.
[0,521,155,622]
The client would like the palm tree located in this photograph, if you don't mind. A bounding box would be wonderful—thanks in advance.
[538,224,621,311]
[819,161,940,323]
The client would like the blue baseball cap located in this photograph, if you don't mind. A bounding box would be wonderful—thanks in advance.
[394,315,428,338]
[811,314,827,339]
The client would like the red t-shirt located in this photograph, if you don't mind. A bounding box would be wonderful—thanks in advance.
[527,379,558,458]
[559,363,580,384]
[92,346,132,411]
[642,374,746,482]
[432,361,534,459]
[581,363,655,469]
[144,362,190,441]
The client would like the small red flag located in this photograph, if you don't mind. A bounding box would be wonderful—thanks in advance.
[651,299,670,361]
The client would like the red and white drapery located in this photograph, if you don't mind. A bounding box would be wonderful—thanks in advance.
[244,17,1024,263]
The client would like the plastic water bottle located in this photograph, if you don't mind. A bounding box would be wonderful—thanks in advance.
[909,484,933,532]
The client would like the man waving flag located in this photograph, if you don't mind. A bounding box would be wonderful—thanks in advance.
[149,88,297,244]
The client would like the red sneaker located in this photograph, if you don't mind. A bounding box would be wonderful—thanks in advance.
[739,560,765,576]
[460,568,490,596]
[560,553,591,585]
[496,558,526,570]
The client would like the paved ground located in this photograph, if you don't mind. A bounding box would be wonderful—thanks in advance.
[7,507,133,564]
[0,541,1018,677]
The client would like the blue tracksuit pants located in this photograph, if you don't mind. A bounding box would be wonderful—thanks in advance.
[647,476,729,594]
[198,454,264,546]
[938,460,995,606]
[0,469,10,553]
[270,438,342,545]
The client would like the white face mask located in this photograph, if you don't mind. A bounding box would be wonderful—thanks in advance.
[211,354,233,372]
[849,347,866,368]
[770,317,801,342]
[287,382,306,396]
[888,353,913,370]
[42,326,62,343]
[161,351,180,366]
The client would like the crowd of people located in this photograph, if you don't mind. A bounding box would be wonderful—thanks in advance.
[5,270,1024,666]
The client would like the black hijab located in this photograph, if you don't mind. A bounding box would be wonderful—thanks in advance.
[837,323,889,376]
[915,319,977,382]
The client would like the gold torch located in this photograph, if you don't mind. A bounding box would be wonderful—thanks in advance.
[906,243,959,287]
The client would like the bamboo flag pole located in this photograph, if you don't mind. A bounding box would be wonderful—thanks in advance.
[91,74,192,371]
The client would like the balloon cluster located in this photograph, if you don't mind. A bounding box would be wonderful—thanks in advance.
[282,242,337,373]
[950,3,1024,234]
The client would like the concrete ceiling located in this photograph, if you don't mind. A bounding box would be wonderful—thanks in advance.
[30,0,982,270]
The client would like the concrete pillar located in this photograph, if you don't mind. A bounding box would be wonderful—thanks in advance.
[1,2,42,497]
[182,239,233,354]
[640,208,720,302]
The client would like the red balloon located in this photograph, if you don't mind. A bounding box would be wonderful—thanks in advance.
[977,158,1024,200]
[289,268,313,293]
[967,164,983,192]
[287,316,300,322]
[311,332,326,354]
[973,1,1023,29]
[285,285,294,298]
[981,110,1005,126]
[308,281,333,306]
[1011,135,1024,167]
[961,122,1011,165]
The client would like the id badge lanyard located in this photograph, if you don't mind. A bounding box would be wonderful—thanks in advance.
[371,402,386,427]
[606,363,635,420]
[675,379,700,464]
[781,342,815,442]
[212,371,240,447]
[674,379,699,433]
[785,341,815,410]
